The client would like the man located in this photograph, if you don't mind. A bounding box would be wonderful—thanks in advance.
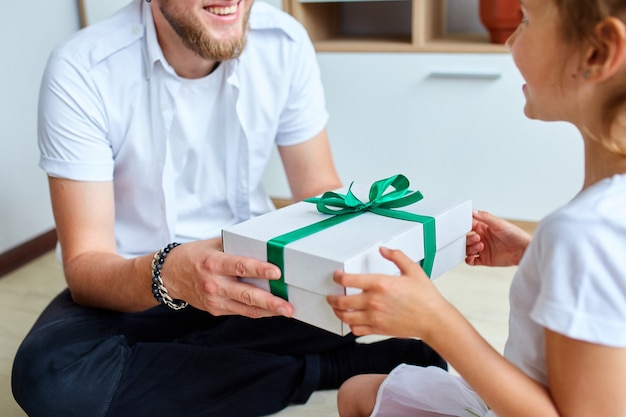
[12,0,446,415]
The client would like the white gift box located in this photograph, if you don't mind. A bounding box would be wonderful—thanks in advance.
[222,182,472,335]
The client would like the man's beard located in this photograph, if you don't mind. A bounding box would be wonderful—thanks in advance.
[159,2,249,61]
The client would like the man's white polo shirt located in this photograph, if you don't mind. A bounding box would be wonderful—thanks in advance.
[38,0,328,257]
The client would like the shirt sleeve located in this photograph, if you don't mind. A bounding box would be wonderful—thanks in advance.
[530,214,626,347]
[275,23,329,147]
[38,47,114,181]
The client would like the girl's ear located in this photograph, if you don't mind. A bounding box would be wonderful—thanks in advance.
[582,17,626,81]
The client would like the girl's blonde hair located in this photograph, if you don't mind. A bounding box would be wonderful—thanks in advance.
[555,0,625,42]
[556,0,626,155]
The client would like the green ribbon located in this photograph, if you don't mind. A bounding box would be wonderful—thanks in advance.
[267,174,437,301]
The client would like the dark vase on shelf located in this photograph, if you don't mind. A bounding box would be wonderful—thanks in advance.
[479,0,522,44]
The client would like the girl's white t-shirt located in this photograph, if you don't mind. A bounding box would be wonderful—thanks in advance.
[370,173,626,417]
[506,173,626,385]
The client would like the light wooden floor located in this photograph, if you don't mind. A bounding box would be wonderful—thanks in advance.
[0,251,516,416]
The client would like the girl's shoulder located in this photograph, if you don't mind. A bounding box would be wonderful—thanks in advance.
[538,173,626,237]
[529,174,626,263]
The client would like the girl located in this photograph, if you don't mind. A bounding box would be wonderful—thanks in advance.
[327,0,626,416]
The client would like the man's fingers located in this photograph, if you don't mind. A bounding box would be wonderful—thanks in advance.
[214,252,281,280]
[213,297,284,319]
[223,279,294,318]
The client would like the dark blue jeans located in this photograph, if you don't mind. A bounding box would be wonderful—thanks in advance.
[12,289,445,417]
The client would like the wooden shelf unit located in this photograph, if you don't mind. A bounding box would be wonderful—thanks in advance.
[284,0,508,53]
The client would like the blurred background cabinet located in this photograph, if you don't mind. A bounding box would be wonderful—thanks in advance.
[262,0,583,222]
[283,0,507,52]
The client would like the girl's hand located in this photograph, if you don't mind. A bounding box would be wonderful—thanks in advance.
[326,247,449,338]
[466,210,532,267]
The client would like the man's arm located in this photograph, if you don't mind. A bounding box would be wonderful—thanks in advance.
[50,177,294,316]
[278,128,342,201]
[49,177,155,310]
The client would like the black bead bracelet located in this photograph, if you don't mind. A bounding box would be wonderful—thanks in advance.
[151,242,188,310]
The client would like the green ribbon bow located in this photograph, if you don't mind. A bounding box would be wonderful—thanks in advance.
[266,174,437,300]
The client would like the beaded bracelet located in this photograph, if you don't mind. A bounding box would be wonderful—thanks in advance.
[151,242,188,311]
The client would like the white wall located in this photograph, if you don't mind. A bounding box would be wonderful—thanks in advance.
[0,0,132,254]
[261,52,583,222]
[0,1,80,253]
[260,0,584,222]
[82,0,133,25]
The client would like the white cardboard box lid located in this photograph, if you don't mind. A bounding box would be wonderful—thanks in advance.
[223,185,471,295]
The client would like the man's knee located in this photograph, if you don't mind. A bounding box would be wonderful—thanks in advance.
[12,329,127,417]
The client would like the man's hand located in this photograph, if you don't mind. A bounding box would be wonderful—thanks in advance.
[161,238,294,318]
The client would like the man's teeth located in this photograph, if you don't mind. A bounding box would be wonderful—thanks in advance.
[207,5,237,15]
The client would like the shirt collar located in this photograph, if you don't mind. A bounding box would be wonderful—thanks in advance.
[142,0,171,79]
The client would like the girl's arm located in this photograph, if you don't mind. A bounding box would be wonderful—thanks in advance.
[328,247,626,417]
[545,329,626,417]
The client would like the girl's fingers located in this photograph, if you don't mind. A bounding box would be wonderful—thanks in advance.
[379,247,421,276]
[466,232,481,244]
[327,290,369,312]
[466,242,484,256]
